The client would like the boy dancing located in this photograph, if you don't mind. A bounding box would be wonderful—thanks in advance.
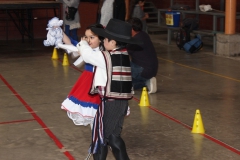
[77,19,141,160]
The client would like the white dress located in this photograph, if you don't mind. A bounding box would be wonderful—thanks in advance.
[100,0,114,27]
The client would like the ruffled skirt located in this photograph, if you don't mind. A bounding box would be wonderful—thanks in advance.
[61,69,100,126]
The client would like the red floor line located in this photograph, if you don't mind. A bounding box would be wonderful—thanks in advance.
[0,74,75,160]
[0,119,36,125]
[132,97,240,155]
[58,59,240,155]
[203,134,240,155]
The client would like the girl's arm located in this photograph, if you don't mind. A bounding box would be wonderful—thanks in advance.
[62,32,79,46]
[62,32,72,45]
[77,40,106,69]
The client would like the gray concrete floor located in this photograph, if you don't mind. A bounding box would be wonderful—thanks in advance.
[0,34,240,160]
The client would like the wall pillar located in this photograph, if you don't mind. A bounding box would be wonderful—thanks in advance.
[225,0,236,34]
[217,0,239,57]
[216,33,240,57]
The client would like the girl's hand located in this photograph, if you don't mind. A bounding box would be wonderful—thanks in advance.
[145,13,149,19]
[81,36,87,41]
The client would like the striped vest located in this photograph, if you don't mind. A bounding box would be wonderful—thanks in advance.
[91,49,133,100]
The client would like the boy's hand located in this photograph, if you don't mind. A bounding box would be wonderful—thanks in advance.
[145,13,149,19]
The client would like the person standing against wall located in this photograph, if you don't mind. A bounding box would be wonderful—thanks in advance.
[113,0,130,21]
[57,0,81,41]
[130,0,148,32]
[97,0,130,26]
[98,0,115,26]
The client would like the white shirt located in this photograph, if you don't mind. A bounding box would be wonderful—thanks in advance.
[78,40,107,87]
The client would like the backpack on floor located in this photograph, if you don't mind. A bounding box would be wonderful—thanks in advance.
[183,34,203,53]
[181,18,199,32]
[176,27,191,50]
[176,18,199,50]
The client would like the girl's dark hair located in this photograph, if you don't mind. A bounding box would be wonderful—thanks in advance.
[87,23,105,50]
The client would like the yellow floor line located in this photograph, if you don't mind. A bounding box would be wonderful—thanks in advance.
[158,57,240,83]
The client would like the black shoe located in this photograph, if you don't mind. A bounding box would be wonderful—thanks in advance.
[108,134,130,160]
[93,145,108,160]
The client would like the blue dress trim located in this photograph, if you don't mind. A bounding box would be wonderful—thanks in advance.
[85,63,94,72]
[68,95,99,110]
[70,37,78,46]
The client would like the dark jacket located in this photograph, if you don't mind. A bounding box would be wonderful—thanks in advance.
[127,31,158,79]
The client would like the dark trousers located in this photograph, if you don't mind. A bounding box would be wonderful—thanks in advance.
[93,99,130,160]
[131,62,147,90]
[103,100,128,138]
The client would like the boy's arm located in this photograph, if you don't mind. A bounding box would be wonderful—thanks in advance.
[77,41,106,69]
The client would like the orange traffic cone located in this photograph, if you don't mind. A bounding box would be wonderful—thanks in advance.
[52,48,58,60]
[62,53,69,66]
[191,109,205,134]
[139,87,150,107]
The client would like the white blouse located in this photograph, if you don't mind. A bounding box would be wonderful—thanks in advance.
[78,40,107,87]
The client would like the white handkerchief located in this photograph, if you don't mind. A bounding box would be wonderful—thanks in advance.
[58,43,78,53]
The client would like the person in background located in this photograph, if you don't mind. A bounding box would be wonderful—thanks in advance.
[130,0,148,31]
[97,0,114,26]
[97,0,130,26]
[127,17,158,93]
[113,0,130,21]
[56,0,80,41]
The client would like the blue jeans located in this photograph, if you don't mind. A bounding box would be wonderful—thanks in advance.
[65,25,78,41]
[131,62,147,90]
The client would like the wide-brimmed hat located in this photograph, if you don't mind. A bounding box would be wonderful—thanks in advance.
[91,19,142,45]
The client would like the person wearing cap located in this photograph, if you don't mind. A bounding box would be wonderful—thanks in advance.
[77,18,141,160]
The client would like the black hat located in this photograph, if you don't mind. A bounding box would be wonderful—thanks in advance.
[91,19,142,45]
